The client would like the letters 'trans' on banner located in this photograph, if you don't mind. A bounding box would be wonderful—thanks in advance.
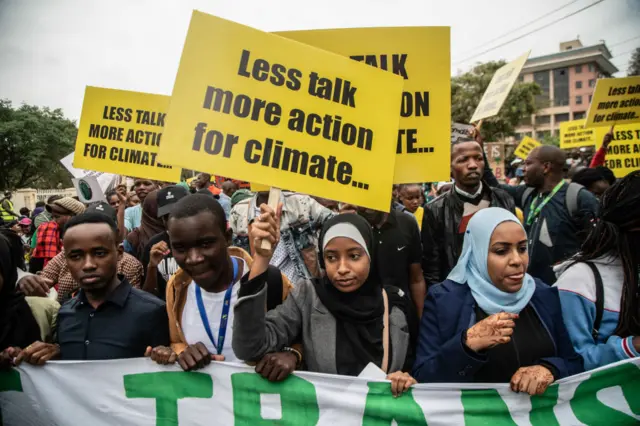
[513,136,542,160]
[2,358,640,425]
[159,12,404,212]
[585,76,640,128]
[73,87,181,182]
[559,119,597,149]
[276,27,451,184]
[470,51,531,124]
[595,124,640,178]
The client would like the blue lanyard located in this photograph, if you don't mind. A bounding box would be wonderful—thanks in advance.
[195,257,238,355]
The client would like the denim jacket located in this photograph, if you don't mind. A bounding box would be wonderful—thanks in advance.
[230,192,335,283]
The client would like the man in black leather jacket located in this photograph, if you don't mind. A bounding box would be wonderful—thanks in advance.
[421,137,515,287]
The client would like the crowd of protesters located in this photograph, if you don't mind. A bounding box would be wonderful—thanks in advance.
[1,126,639,399]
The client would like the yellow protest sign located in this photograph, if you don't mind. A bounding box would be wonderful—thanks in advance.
[585,76,640,128]
[470,51,531,123]
[159,12,404,212]
[513,136,541,159]
[276,27,451,184]
[594,124,640,178]
[73,87,181,182]
[250,182,270,192]
[559,120,596,149]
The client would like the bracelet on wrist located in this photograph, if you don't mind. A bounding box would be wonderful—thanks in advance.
[282,347,302,368]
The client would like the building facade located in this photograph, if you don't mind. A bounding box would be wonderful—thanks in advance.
[515,39,618,141]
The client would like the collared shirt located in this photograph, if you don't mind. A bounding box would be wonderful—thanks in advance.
[32,221,61,262]
[372,210,422,297]
[218,192,232,220]
[57,278,169,360]
[42,250,143,304]
[124,204,142,231]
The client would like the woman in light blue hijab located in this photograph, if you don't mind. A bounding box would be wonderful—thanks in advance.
[413,208,583,395]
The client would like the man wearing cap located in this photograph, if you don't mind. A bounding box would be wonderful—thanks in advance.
[30,197,85,273]
[0,191,19,224]
[140,185,188,299]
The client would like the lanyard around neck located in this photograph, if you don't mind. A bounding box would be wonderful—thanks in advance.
[194,257,239,355]
[526,180,564,226]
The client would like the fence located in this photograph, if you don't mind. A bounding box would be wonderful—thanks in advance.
[10,188,76,213]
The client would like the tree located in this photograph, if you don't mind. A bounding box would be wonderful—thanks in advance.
[627,47,640,76]
[452,61,541,141]
[0,99,77,190]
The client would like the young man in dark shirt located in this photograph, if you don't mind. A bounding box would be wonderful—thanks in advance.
[15,213,169,364]
[141,185,189,299]
[357,206,426,318]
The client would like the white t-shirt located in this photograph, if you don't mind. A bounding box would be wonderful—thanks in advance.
[181,257,248,363]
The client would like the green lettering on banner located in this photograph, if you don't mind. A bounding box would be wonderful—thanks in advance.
[529,384,559,426]
[362,382,427,426]
[461,389,517,426]
[231,372,319,425]
[124,371,213,426]
[570,362,640,424]
[0,369,23,426]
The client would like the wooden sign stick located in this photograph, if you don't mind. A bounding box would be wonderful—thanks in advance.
[260,187,282,251]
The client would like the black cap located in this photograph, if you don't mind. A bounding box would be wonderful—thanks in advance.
[157,185,189,217]
[86,201,117,222]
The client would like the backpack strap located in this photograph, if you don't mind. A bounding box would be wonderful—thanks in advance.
[584,262,604,341]
[520,187,534,209]
[381,289,390,374]
[265,264,284,311]
[565,182,584,219]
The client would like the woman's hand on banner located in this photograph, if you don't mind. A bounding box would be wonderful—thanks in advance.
[386,371,417,397]
[255,351,297,382]
[510,365,554,395]
[145,345,177,365]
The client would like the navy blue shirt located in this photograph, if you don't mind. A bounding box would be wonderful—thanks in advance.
[57,278,169,360]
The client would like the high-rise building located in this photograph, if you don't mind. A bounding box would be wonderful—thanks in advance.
[515,39,618,141]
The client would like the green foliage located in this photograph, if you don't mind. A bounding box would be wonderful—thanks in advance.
[452,61,541,141]
[0,99,77,190]
[541,134,559,147]
[627,47,640,76]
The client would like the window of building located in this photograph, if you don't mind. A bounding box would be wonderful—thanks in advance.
[575,81,582,89]
[589,94,592,103]
[555,113,570,123]
[575,65,582,73]
[534,71,550,107]
[576,95,583,105]
[553,68,569,106]
[589,79,596,88]
[518,75,524,82]
[519,115,532,126]
[536,115,551,125]
[588,64,595,72]
[537,131,551,140]
[573,111,586,120]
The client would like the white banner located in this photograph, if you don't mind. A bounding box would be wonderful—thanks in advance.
[1,358,639,425]
[59,152,116,193]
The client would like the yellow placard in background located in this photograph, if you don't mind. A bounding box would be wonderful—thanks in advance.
[159,12,404,212]
[73,87,181,182]
[513,136,541,159]
[249,182,270,192]
[470,51,531,123]
[585,76,640,128]
[559,120,596,149]
[595,124,640,178]
[277,27,451,184]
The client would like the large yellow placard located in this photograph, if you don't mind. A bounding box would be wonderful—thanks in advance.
[585,76,640,128]
[513,136,541,160]
[73,87,181,182]
[470,51,531,123]
[159,12,404,212]
[595,124,640,178]
[276,27,451,184]
[559,120,596,149]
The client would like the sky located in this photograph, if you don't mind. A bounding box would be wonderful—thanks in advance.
[0,0,639,121]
